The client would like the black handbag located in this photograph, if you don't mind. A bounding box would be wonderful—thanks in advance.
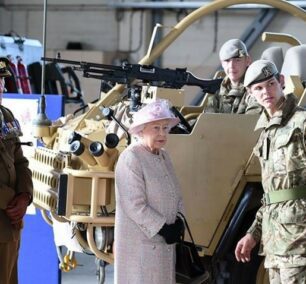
[176,213,207,283]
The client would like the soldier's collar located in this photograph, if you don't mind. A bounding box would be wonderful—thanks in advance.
[254,93,298,131]
[221,76,245,96]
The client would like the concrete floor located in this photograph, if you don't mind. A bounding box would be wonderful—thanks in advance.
[62,253,114,284]
[61,252,209,284]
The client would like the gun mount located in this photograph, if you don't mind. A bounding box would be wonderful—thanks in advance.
[29,0,306,283]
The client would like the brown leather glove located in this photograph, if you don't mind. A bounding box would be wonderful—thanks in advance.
[5,193,31,225]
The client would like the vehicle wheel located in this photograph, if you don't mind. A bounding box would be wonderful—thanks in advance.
[214,185,264,284]
[215,210,263,283]
[96,258,106,284]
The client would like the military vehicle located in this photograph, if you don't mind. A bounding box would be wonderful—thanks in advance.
[29,0,306,283]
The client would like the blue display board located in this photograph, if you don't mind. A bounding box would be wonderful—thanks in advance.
[3,94,64,284]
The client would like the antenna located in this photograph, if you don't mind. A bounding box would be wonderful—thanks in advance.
[32,0,51,132]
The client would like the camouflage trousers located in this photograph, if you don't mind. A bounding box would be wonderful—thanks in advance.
[269,267,306,284]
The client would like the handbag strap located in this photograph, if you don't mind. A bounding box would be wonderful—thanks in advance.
[177,212,196,245]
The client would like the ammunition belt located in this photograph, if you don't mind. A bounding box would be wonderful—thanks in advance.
[264,186,306,205]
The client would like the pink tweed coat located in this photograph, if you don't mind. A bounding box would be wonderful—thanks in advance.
[114,142,184,284]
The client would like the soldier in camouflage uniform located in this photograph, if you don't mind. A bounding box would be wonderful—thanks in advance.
[205,39,262,114]
[235,59,306,283]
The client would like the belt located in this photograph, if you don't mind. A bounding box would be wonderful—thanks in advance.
[264,186,306,205]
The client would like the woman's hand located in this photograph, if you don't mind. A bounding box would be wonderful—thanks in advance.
[158,217,184,244]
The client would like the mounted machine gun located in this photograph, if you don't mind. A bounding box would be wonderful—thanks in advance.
[42,56,222,100]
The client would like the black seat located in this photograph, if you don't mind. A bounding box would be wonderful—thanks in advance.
[44,62,85,109]
[28,61,42,94]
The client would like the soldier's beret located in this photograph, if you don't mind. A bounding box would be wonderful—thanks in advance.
[0,57,11,78]
[244,59,279,87]
[219,39,248,61]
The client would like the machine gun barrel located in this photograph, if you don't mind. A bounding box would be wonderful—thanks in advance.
[42,57,222,93]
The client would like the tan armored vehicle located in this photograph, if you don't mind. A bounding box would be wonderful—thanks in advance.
[29,0,306,283]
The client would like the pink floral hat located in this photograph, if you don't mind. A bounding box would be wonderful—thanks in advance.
[129,99,180,135]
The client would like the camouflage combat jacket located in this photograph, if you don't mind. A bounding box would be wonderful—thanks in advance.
[204,76,262,114]
[247,93,306,268]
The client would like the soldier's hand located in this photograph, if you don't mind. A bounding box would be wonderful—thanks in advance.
[235,233,256,263]
[5,193,30,224]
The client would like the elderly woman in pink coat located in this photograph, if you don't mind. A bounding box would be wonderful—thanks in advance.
[114,99,185,284]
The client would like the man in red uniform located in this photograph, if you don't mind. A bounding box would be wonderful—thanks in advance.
[0,58,33,284]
